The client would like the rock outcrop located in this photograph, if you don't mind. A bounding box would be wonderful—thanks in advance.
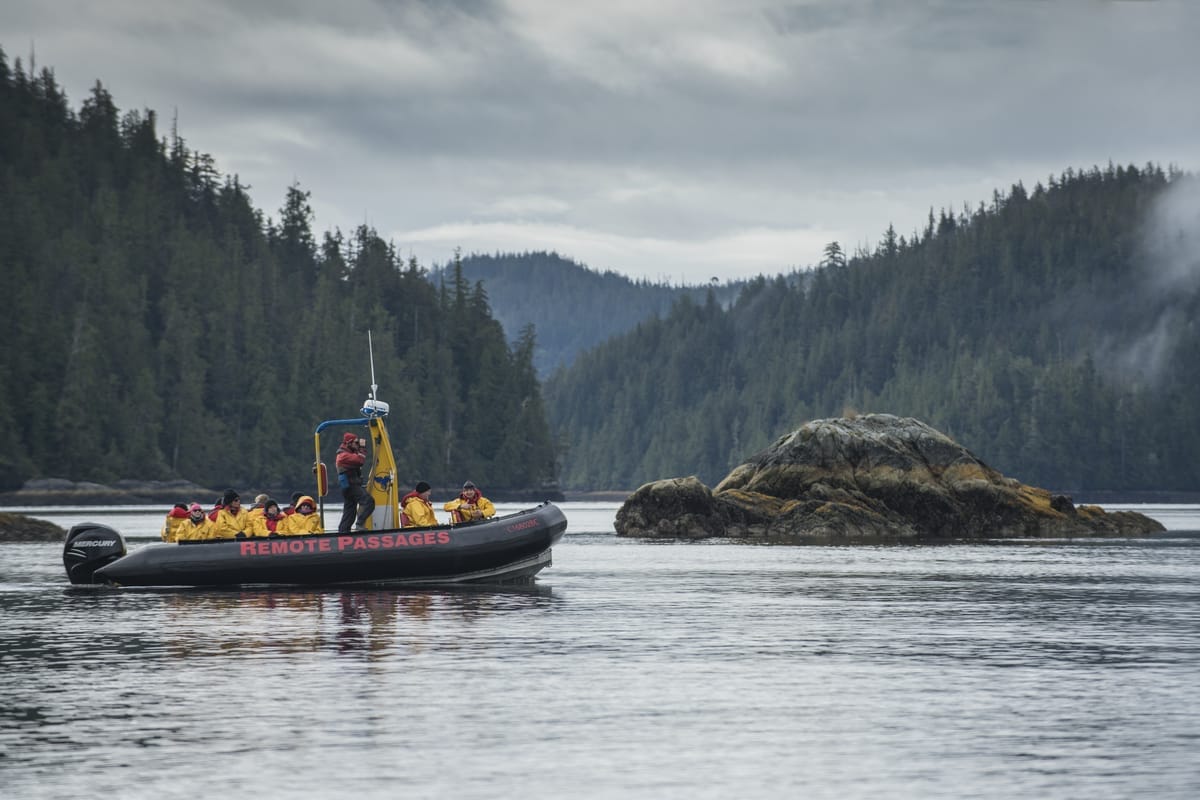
[0,512,66,542]
[615,414,1165,542]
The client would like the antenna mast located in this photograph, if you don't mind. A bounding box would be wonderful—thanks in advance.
[360,330,389,418]
[368,329,378,402]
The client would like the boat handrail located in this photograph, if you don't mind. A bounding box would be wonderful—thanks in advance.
[315,417,371,434]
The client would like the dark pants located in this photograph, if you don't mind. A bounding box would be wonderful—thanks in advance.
[340,482,376,533]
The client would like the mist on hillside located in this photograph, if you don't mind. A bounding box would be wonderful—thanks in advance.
[1099,174,1200,386]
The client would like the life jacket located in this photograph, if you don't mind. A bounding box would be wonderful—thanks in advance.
[447,491,477,523]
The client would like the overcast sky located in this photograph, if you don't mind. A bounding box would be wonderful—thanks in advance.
[5,1,1199,283]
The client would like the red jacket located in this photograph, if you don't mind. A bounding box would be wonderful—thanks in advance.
[336,444,366,482]
[336,448,362,472]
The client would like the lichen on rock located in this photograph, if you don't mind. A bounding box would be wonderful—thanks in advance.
[615,414,1165,543]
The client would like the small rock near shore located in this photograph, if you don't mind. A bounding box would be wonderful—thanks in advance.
[0,512,66,542]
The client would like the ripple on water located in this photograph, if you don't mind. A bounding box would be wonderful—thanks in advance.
[2,522,1200,799]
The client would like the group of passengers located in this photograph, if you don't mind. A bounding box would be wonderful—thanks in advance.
[161,480,496,543]
[401,480,496,527]
[161,490,322,542]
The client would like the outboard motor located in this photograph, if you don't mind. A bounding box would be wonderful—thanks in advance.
[63,523,127,584]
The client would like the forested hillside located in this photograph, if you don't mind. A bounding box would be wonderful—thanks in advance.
[431,252,744,376]
[0,51,558,494]
[545,165,1200,493]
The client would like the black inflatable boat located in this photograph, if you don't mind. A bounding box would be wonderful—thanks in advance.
[64,502,567,587]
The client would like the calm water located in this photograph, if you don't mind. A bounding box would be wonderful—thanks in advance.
[2,503,1199,799]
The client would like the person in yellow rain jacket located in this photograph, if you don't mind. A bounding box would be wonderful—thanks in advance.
[443,481,495,524]
[176,503,215,541]
[160,503,190,542]
[245,493,270,523]
[211,489,251,539]
[245,498,286,537]
[277,495,323,535]
[401,482,438,527]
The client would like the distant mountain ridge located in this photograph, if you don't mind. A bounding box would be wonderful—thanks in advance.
[431,252,743,377]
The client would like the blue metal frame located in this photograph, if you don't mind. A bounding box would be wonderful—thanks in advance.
[315,417,370,434]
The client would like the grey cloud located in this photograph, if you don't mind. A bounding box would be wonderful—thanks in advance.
[5,1,1200,280]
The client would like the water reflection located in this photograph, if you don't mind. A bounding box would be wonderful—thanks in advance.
[127,584,559,661]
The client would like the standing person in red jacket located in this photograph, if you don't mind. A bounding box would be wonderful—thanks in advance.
[335,432,375,533]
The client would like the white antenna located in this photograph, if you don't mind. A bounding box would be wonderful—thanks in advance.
[360,330,389,418]
[368,329,378,402]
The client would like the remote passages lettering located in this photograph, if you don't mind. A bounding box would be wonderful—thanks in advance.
[239,531,451,557]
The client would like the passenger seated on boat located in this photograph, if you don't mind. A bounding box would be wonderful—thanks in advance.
[211,489,251,539]
[282,491,303,515]
[247,498,285,536]
[176,503,216,541]
[444,481,496,523]
[160,503,190,542]
[246,493,270,521]
[206,497,222,521]
[277,495,322,535]
[401,481,438,527]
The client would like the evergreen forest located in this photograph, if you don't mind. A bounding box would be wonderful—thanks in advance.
[0,52,558,495]
[545,165,1200,493]
[5,49,1199,499]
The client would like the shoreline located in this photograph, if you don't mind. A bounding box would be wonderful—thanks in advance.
[4,479,1192,509]
[562,490,633,503]
[0,478,575,508]
[1058,490,1200,505]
